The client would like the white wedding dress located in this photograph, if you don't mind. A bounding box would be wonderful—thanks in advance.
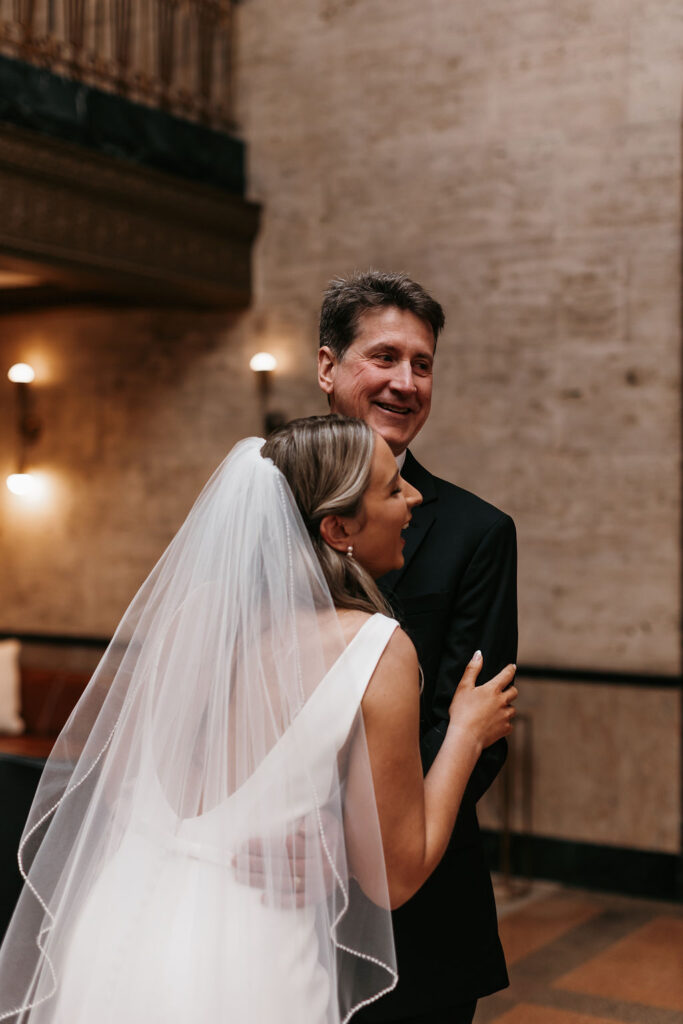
[48,614,398,1024]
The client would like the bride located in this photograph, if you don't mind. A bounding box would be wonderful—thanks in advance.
[0,415,516,1024]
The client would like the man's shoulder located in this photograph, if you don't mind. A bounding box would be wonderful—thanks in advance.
[405,451,513,533]
[432,473,509,527]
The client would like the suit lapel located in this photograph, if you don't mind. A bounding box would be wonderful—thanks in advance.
[380,451,437,591]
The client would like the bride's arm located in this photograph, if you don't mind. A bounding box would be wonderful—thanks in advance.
[346,629,516,909]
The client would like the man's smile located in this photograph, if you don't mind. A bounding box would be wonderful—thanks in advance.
[374,401,415,416]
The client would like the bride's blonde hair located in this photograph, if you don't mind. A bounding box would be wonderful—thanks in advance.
[261,415,393,616]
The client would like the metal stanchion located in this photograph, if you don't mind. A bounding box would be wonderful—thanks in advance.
[497,712,532,902]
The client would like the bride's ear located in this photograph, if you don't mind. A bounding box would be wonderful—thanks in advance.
[319,514,354,553]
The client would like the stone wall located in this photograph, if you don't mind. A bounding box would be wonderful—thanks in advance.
[1,0,681,856]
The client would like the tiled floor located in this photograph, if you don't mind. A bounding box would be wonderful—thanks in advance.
[475,880,683,1024]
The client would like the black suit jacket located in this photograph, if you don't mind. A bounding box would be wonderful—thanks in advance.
[356,450,518,1020]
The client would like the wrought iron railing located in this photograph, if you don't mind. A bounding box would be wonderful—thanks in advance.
[0,0,234,129]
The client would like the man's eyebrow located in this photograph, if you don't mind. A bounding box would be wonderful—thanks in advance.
[366,340,396,352]
[365,341,433,362]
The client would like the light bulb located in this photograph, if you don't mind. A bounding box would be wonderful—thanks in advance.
[6,473,39,497]
[249,352,277,373]
[8,363,35,384]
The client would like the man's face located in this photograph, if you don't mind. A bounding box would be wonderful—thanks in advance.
[318,306,435,455]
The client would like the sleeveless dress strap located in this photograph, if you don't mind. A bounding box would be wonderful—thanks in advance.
[302,614,399,752]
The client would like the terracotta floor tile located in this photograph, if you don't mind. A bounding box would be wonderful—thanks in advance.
[490,1003,627,1024]
[555,916,683,1012]
[498,893,601,966]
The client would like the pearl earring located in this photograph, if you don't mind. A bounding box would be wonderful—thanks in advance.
[346,545,354,558]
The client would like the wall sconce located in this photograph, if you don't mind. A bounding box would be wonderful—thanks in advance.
[6,362,42,496]
[249,352,286,435]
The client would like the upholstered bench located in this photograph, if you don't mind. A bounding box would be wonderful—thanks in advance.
[0,662,91,939]
[0,667,90,761]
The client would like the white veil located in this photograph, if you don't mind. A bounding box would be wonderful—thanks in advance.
[0,438,397,1023]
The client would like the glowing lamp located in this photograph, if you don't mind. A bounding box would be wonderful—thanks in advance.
[249,352,277,373]
[8,363,35,384]
[7,473,39,497]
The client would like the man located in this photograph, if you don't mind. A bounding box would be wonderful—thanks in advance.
[317,270,518,1024]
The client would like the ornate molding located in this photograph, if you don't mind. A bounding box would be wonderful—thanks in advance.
[0,0,234,131]
[0,123,259,307]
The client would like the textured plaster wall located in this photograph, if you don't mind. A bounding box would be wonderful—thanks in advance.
[236,0,682,677]
[0,306,321,635]
[1,0,681,851]
[477,678,682,853]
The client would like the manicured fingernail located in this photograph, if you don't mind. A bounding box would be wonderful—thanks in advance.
[472,650,482,663]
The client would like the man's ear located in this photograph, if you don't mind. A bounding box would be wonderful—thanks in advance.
[319,513,354,553]
[318,346,337,399]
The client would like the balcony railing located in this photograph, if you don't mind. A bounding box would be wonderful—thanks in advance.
[0,0,234,130]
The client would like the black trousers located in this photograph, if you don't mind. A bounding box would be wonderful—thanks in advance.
[369,1003,477,1024]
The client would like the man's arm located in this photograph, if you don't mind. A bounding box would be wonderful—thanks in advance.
[420,513,518,801]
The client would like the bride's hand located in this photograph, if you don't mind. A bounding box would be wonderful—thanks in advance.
[448,652,517,751]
